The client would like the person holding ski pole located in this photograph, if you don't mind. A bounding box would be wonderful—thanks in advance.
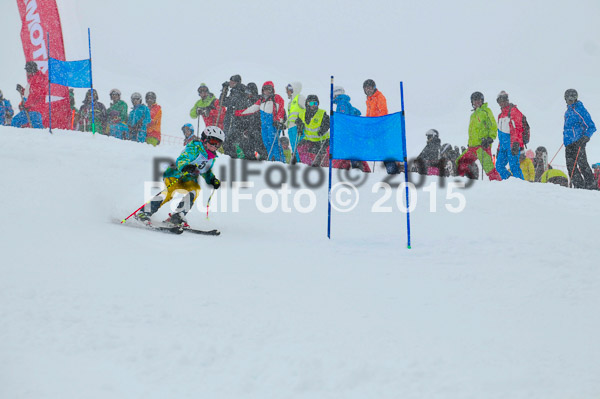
[134,126,224,228]
[295,95,330,167]
[563,88,596,189]
[234,81,286,162]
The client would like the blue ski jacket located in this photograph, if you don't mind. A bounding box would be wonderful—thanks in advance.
[11,110,43,128]
[563,101,596,146]
[128,104,151,142]
[333,94,361,116]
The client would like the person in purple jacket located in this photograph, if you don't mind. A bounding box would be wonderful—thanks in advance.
[563,89,596,189]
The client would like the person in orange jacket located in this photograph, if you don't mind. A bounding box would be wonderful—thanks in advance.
[145,91,162,146]
[364,79,399,174]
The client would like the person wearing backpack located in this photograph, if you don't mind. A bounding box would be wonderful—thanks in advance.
[495,91,524,180]
[563,89,596,189]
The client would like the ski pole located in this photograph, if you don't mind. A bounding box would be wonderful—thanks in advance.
[206,188,215,219]
[120,173,188,223]
[549,144,564,166]
[569,146,582,188]
[267,128,281,161]
[311,140,328,167]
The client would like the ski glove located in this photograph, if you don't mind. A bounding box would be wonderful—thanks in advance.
[273,121,286,131]
[511,142,520,156]
[578,135,590,146]
[181,164,198,175]
[481,137,493,149]
[210,177,221,190]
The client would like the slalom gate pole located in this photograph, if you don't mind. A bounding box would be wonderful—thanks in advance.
[569,146,582,187]
[549,143,564,166]
[88,28,96,135]
[400,81,411,249]
[120,174,188,223]
[327,76,334,239]
[206,188,215,219]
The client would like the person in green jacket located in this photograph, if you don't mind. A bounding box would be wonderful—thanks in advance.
[106,88,129,139]
[457,92,502,180]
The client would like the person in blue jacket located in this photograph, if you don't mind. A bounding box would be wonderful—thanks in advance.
[563,89,596,189]
[0,90,14,125]
[11,102,43,128]
[333,86,361,116]
[128,92,151,142]
[135,126,223,228]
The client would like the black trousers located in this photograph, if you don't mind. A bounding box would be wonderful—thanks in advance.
[565,141,595,189]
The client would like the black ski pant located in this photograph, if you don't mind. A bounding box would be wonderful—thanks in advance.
[565,141,595,189]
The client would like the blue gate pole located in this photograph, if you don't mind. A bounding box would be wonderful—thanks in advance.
[327,76,334,239]
[88,28,96,135]
[47,32,52,134]
[400,82,411,249]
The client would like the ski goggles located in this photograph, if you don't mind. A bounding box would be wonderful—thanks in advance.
[206,138,222,146]
[198,88,208,94]
[307,101,318,106]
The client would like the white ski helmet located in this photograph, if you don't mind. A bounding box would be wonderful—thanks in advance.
[131,92,142,101]
[201,126,225,143]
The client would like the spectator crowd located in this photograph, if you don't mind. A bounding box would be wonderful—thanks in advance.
[2,63,598,191]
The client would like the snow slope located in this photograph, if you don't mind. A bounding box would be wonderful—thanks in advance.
[1,125,599,398]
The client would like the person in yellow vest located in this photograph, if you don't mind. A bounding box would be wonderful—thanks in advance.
[285,82,306,163]
[295,95,330,166]
[541,167,569,187]
[520,149,535,182]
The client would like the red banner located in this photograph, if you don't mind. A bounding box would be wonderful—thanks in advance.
[17,0,71,129]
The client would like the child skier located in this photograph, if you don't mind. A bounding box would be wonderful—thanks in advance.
[135,126,224,227]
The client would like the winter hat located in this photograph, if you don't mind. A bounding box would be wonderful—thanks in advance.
[363,79,376,89]
[306,94,319,106]
[181,123,194,135]
[471,91,484,103]
[564,88,578,102]
[497,91,509,103]
[262,81,275,92]
[230,74,242,83]
[198,83,208,91]
[25,61,38,74]
[246,82,258,96]
[333,86,345,97]
[525,149,535,160]
[425,129,439,139]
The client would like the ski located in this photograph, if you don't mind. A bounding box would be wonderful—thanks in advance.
[119,220,184,235]
[183,227,221,236]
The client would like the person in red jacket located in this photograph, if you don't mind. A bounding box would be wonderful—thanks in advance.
[364,79,399,174]
[495,91,524,179]
[190,84,225,130]
[17,61,48,127]
[145,91,162,146]
[236,81,286,161]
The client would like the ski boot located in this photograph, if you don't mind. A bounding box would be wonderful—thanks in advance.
[164,212,190,229]
[134,211,152,225]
